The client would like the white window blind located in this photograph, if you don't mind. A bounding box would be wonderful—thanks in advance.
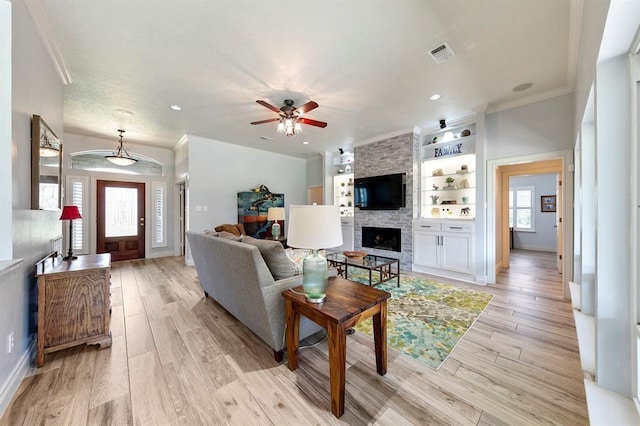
[509,186,535,231]
[152,182,167,248]
[67,176,89,254]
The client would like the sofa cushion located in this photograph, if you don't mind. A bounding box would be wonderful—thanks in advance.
[214,223,245,236]
[243,236,301,280]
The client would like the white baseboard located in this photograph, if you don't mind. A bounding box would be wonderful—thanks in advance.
[411,264,478,285]
[0,339,35,418]
[146,249,176,259]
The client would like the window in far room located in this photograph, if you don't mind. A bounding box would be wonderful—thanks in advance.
[509,186,535,231]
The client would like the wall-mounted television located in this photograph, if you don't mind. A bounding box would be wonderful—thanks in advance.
[354,173,406,210]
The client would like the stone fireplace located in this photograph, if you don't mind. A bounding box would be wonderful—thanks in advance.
[353,131,420,269]
[362,227,401,252]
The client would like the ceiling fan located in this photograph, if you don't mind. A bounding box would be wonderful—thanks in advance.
[250,99,327,136]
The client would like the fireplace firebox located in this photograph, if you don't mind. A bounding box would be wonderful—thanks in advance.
[362,227,401,252]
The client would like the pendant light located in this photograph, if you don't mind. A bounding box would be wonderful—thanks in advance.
[105,129,138,166]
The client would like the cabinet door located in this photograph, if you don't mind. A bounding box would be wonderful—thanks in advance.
[441,231,472,273]
[338,225,354,251]
[413,231,440,268]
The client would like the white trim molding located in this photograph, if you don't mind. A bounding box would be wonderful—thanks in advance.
[23,0,71,85]
[0,339,35,418]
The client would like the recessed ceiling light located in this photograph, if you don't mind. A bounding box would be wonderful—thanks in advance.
[430,94,441,101]
[170,104,182,111]
[512,82,533,92]
[302,141,309,145]
[115,108,134,116]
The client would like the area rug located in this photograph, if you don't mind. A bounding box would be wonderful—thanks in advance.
[347,271,493,370]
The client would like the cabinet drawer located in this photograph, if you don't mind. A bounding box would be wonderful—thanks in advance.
[442,223,473,233]
[415,222,441,232]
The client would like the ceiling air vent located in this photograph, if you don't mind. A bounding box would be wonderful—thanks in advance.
[429,42,455,64]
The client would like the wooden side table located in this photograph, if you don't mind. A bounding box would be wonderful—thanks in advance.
[35,253,112,367]
[282,276,390,417]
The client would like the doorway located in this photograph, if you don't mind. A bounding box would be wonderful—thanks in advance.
[97,180,145,261]
[487,150,573,299]
[307,186,323,204]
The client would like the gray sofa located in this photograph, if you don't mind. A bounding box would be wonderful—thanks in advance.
[187,231,327,361]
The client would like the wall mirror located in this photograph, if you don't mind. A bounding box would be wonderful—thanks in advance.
[31,115,63,210]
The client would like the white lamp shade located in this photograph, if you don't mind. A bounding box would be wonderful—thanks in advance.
[287,205,343,250]
[267,207,286,221]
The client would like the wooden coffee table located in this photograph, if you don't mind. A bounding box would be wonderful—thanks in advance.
[282,276,391,418]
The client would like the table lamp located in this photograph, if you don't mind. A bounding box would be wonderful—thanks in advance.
[267,207,285,239]
[287,205,343,303]
[59,205,82,260]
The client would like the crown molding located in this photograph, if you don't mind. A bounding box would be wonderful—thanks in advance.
[419,113,477,135]
[487,86,574,114]
[353,127,416,147]
[566,0,583,91]
[23,0,71,85]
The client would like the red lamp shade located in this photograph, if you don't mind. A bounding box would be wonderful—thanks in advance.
[59,205,82,220]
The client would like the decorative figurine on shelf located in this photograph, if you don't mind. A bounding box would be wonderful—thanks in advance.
[461,164,468,171]
[445,177,455,189]
[461,207,471,216]
[460,178,470,188]
[345,165,352,173]
[431,207,440,217]
[433,183,439,191]
[461,129,471,137]
[430,195,439,205]
[462,196,470,204]
[432,168,444,176]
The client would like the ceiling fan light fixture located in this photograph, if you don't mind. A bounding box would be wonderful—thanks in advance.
[105,129,138,166]
[277,120,285,133]
[294,121,302,133]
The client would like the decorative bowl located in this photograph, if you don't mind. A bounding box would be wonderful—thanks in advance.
[343,250,367,260]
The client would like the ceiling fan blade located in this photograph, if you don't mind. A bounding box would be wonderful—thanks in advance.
[255,100,281,114]
[250,118,280,125]
[295,101,319,114]
[299,117,327,128]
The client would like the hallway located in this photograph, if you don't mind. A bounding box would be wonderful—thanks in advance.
[496,249,564,300]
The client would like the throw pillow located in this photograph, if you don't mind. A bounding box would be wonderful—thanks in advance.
[243,236,301,280]
[217,231,243,241]
[214,223,245,236]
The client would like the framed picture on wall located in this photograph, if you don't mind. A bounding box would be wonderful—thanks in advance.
[541,195,556,212]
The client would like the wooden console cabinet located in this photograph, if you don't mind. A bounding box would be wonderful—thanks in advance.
[36,253,112,367]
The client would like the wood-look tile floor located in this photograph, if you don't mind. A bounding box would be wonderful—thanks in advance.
[1,251,588,425]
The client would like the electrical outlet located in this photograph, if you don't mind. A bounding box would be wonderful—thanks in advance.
[6,332,13,354]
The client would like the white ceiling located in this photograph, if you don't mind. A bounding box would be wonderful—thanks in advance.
[37,0,578,157]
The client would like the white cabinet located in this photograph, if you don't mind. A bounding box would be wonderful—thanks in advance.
[413,224,440,268]
[336,217,354,251]
[413,220,474,280]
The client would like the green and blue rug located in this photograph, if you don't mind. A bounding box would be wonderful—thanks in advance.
[348,272,493,370]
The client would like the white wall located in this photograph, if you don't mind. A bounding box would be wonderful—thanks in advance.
[509,174,558,252]
[573,0,610,134]
[306,155,323,188]
[486,94,575,160]
[62,133,176,258]
[186,135,307,234]
[0,1,11,259]
[1,0,65,416]
[595,55,632,395]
